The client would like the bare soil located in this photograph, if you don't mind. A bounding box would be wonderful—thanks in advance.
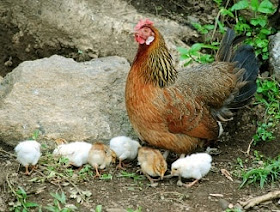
[1,0,280,212]
[1,108,280,212]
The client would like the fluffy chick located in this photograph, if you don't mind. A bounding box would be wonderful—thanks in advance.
[109,136,141,169]
[171,153,212,187]
[137,147,167,184]
[14,140,41,175]
[53,141,92,167]
[87,142,116,178]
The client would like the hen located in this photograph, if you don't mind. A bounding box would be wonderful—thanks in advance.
[87,142,117,178]
[14,140,41,175]
[171,153,212,187]
[53,141,92,167]
[109,136,141,169]
[137,146,167,185]
[125,19,259,154]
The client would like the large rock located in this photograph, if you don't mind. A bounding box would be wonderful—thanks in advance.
[0,0,195,72]
[269,32,280,80]
[0,55,135,146]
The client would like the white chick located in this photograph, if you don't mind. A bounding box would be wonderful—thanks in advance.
[53,141,92,167]
[171,153,212,187]
[87,142,117,178]
[109,136,141,169]
[14,140,41,175]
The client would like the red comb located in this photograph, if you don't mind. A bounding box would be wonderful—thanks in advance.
[134,19,154,31]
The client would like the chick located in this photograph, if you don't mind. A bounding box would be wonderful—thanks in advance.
[171,153,212,187]
[109,136,141,169]
[137,147,167,185]
[87,142,117,178]
[53,141,92,167]
[14,140,41,175]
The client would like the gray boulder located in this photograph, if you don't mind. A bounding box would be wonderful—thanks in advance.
[0,55,135,146]
[269,32,280,80]
[1,0,194,64]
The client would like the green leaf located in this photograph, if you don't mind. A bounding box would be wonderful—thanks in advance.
[231,0,249,11]
[25,202,39,208]
[96,205,102,212]
[250,18,267,27]
[260,28,272,35]
[177,47,189,55]
[258,0,276,14]
[220,8,234,17]
[251,0,259,11]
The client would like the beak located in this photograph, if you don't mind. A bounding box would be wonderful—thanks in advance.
[160,172,165,180]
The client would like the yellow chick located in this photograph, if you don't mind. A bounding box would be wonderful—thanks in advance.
[87,142,116,178]
[137,147,167,185]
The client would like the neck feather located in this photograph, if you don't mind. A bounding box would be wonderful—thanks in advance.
[133,31,177,88]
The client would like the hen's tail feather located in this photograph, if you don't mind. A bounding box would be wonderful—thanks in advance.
[215,29,236,62]
[214,29,259,120]
[229,44,259,108]
[215,29,246,62]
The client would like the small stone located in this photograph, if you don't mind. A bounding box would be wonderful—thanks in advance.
[218,199,230,210]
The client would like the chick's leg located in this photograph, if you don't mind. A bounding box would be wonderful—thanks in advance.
[177,175,183,186]
[184,179,199,188]
[116,159,126,170]
[94,165,101,178]
[24,165,30,175]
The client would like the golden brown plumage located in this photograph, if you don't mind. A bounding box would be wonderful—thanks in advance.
[87,142,116,177]
[137,146,167,184]
[125,19,259,154]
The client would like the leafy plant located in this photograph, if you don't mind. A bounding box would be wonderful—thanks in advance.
[78,164,94,180]
[45,192,77,212]
[238,151,280,188]
[127,206,142,212]
[230,0,276,60]
[253,78,280,144]
[8,186,39,212]
[117,171,145,182]
[99,173,113,180]
[178,0,276,65]
[177,42,219,66]
[95,205,102,212]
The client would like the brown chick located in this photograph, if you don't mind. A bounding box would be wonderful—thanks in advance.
[137,146,167,185]
[87,142,116,178]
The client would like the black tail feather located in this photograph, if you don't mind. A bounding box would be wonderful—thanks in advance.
[215,29,259,120]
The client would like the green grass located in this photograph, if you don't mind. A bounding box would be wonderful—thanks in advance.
[235,151,280,188]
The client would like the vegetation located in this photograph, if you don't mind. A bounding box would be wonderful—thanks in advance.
[8,186,39,212]
[235,151,280,188]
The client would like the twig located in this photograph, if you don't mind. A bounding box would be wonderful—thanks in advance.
[245,139,254,155]
[241,190,280,209]
[6,173,19,198]
[0,148,16,158]
[38,166,86,202]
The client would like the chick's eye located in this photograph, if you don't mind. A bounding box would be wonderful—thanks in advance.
[173,168,177,171]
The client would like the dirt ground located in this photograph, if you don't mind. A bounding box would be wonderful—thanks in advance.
[1,0,280,212]
[0,108,280,212]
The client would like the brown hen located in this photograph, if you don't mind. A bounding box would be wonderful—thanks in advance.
[125,19,259,154]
